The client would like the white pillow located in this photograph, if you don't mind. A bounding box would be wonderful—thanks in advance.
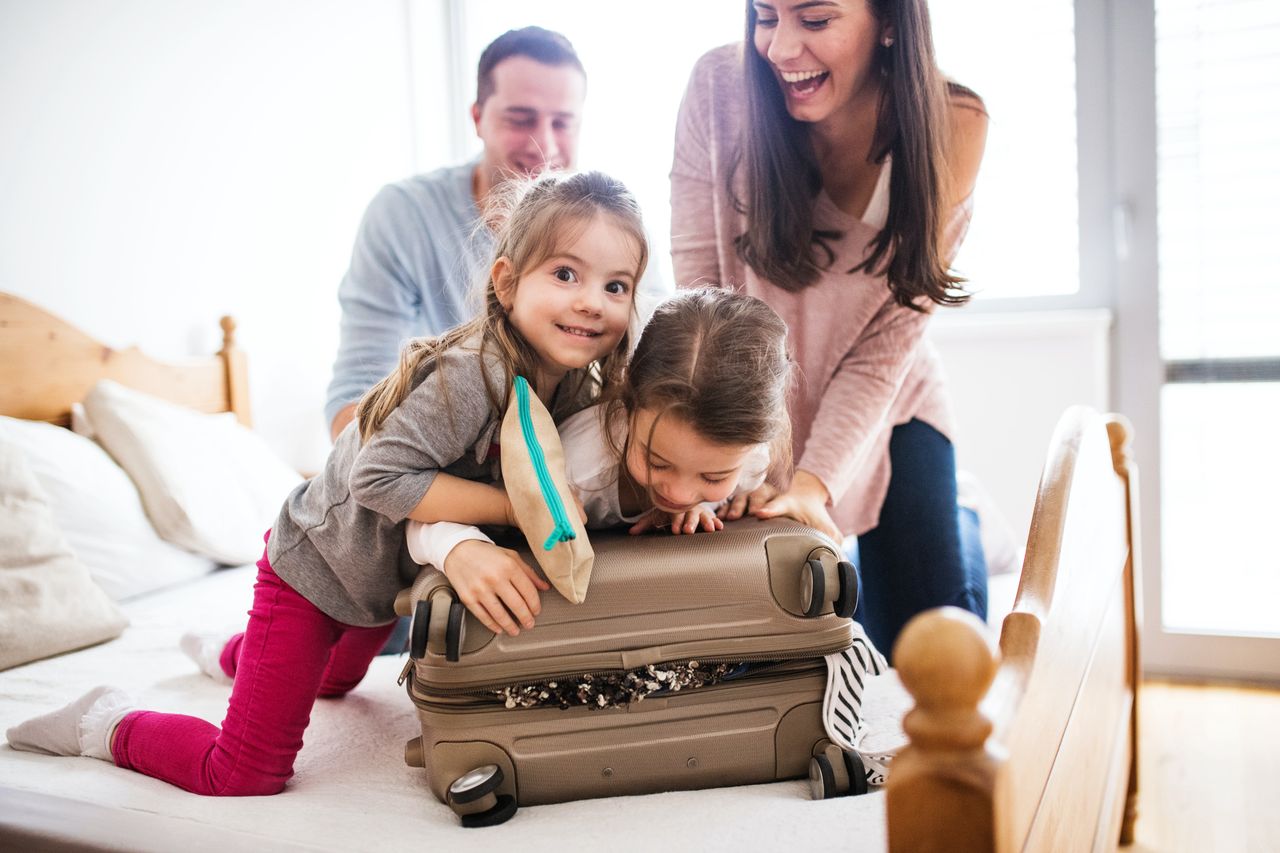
[82,380,303,565]
[0,416,218,600]
[0,440,128,670]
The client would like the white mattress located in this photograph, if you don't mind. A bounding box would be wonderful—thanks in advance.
[1,565,1018,852]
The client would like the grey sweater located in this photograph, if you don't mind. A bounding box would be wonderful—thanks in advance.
[269,338,508,626]
[272,336,599,626]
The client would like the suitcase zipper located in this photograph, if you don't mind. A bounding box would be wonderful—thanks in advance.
[406,645,842,707]
[409,659,827,712]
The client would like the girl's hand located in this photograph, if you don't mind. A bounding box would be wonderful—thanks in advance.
[717,483,779,521]
[442,540,551,636]
[627,506,723,535]
[669,506,723,535]
[751,470,842,541]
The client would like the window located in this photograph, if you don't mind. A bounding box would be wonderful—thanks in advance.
[932,1,1079,300]
[1155,0,1280,637]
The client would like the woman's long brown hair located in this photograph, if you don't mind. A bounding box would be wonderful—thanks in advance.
[355,170,648,443]
[732,0,983,310]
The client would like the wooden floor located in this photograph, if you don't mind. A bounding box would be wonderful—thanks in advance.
[1128,679,1280,853]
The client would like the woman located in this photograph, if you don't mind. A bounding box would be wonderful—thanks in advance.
[670,0,989,655]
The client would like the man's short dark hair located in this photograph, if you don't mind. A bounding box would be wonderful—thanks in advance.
[475,26,585,108]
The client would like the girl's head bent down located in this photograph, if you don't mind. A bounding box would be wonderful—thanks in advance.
[616,288,793,508]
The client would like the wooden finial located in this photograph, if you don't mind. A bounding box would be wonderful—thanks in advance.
[219,315,237,352]
[894,606,999,751]
[216,315,251,427]
[1105,413,1133,477]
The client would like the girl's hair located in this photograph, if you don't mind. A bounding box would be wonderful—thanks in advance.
[607,287,794,482]
[732,0,985,310]
[356,170,648,443]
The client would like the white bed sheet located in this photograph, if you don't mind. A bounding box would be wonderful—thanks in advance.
[1,565,1018,852]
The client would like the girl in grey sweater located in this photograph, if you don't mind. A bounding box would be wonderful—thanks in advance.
[6,170,650,797]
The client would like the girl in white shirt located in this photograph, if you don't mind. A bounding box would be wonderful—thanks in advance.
[407,286,792,569]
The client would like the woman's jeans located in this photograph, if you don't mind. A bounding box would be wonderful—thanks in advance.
[851,418,988,660]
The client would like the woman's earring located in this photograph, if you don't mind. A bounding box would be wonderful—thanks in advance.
[881,35,895,47]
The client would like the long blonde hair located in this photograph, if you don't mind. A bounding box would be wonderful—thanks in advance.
[356,170,648,443]
[605,287,794,483]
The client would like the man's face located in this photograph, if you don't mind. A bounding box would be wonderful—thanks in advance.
[472,56,586,190]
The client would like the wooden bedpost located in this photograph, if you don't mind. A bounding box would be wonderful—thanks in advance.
[887,607,1000,853]
[218,315,252,427]
[1107,414,1142,845]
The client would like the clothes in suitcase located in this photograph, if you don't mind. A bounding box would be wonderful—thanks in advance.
[394,517,874,826]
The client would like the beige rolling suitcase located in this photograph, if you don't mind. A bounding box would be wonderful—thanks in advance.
[394,517,867,826]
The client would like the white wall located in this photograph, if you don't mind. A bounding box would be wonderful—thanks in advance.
[930,309,1113,544]
[0,0,450,473]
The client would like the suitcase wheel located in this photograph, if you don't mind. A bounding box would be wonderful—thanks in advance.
[808,742,870,799]
[426,592,453,657]
[845,749,869,796]
[809,753,838,799]
[448,764,518,827]
[410,599,431,660]
[834,560,860,619]
[808,744,870,799]
[801,558,841,618]
[445,598,467,662]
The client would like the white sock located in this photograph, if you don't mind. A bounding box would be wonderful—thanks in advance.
[180,631,234,684]
[5,685,135,761]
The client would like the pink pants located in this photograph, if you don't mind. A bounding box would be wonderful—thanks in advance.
[111,541,396,796]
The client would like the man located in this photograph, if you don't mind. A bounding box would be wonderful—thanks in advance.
[326,27,590,440]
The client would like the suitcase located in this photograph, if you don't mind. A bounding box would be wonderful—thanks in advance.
[393,517,866,826]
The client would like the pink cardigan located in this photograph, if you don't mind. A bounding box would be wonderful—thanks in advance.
[669,44,973,536]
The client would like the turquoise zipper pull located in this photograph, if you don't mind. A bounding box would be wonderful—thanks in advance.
[514,376,576,550]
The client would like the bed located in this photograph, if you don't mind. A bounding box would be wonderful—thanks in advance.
[0,291,1140,852]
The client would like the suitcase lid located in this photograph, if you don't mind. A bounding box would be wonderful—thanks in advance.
[397,518,858,690]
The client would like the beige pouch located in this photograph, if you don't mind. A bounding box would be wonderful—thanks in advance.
[499,376,593,603]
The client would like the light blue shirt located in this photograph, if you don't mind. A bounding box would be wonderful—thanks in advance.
[325,161,492,426]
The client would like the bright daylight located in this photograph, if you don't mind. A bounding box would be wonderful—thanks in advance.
[1,1,1276,851]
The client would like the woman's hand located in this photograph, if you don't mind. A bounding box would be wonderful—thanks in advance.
[627,506,723,535]
[442,540,550,636]
[751,470,842,541]
[717,483,780,521]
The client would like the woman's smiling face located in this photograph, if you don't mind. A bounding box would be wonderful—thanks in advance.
[751,0,885,125]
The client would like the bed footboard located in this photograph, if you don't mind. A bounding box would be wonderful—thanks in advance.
[886,409,1140,853]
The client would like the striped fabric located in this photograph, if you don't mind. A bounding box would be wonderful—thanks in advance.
[822,625,894,786]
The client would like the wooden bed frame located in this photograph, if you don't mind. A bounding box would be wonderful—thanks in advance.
[0,291,251,427]
[887,406,1141,852]
[0,291,1139,852]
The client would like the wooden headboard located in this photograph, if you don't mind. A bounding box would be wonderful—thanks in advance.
[0,292,250,427]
